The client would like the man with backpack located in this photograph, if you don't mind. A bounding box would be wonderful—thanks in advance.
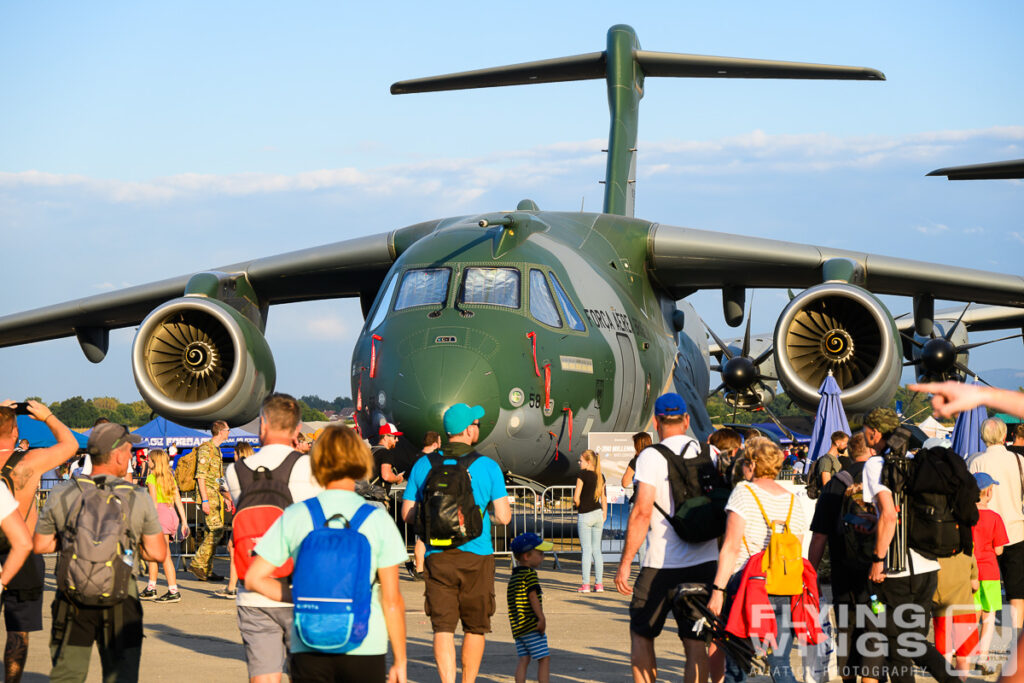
[0,400,79,683]
[224,393,321,683]
[808,431,874,682]
[401,403,511,683]
[805,431,849,500]
[614,393,721,683]
[33,422,166,682]
[860,407,961,683]
[189,420,235,582]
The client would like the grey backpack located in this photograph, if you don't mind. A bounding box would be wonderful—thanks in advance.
[56,476,137,607]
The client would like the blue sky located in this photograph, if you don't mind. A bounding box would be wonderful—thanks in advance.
[2,2,1023,404]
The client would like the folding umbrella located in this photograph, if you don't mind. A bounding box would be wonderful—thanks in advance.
[807,373,851,462]
[951,381,987,458]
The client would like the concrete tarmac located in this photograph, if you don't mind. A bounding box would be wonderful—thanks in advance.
[20,555,690,682]
[18,555,1008,682]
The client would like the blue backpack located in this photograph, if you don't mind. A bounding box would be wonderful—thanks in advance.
[292,498,375,653]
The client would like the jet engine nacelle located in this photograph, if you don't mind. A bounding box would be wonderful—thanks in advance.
[132,297,276,428]
[773,283,901,413]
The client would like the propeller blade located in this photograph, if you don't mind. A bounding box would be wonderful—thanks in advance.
[903,360,921,367]
[703,322,735,361]
[752,345,775,367]
[959,332,1024,352]
[757,375,778,382]
[710,364,722,373]
[899,331,925,349]
[944,302,972,341]
[708,382,726,397]
[953,361,993,387]
[741,295,754,358]
[760,403,796,442]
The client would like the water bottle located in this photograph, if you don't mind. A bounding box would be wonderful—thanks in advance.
[869,594,885,615]
[122,548,134,568]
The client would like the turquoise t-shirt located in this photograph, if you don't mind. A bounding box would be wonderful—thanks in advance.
[254,489,409,656]
[402,444,508,556]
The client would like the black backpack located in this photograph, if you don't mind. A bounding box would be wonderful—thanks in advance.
[417,452,483,550]
[651,442,728,543]
[831,468,877,564]
[805,454,837,500]
[0,450,27,554]
[882,445,980,560]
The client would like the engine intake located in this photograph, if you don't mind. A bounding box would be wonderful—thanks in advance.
[132,297,276,427]
[773,283,900,413]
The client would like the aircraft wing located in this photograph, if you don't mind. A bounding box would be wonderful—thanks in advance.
[927,159,1024,180]
[649,223,1024,310]
[0,232,398,348]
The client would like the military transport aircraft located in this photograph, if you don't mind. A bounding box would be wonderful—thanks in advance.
[1,25,1023,484]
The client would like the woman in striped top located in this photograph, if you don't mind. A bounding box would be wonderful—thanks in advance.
[707,436,809,683]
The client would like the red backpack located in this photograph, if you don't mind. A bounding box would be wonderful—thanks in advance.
[233,450,303,580]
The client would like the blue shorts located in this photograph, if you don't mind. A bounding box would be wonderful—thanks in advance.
[514,631,549,659]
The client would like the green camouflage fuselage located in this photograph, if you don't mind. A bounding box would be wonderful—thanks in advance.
[352,209,678,481]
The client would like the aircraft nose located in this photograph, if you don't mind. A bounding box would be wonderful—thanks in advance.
[387,344,501,443]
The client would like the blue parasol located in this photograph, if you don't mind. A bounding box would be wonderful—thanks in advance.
[951,381,987,458]
[808,373,851,462]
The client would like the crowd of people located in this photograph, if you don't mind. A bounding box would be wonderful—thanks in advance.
[0,381,1022,683]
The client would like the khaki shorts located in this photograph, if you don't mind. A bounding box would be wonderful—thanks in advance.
[424,551,496,634]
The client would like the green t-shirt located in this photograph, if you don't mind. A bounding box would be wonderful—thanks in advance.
[144,473,174,505]
[254,489,408,656]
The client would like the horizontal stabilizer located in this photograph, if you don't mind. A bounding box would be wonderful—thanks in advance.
[634,51,884,81]
[927,159,1024,180]
[391,53,605,94]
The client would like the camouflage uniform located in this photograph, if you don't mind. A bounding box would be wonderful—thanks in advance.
[188,440,225,577]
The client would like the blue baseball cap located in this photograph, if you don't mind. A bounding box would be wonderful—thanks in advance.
[974,472,1000,489]
[654,392,687,417]
[443,403,485,435]
[510,532,553,555]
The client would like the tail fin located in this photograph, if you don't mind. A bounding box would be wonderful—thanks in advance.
[392,24,884,218]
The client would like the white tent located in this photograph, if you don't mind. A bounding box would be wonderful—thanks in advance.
[918,415,953,438]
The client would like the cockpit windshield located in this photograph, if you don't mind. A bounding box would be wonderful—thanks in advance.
[529,269,562,328]
[460,268,520,308]
[550,273,586,331]
[395,268,450,311]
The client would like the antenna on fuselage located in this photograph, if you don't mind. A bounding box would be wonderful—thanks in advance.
[391,25,884,218]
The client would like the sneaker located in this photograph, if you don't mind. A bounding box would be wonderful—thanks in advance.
[189,565,207,581]
[594,583,605,593]
[405,561,418,580]
[206,572,226,582]
[139,588,158,600]
[577,584,591,593]
[214,587,237,599]
[155,591,181,603]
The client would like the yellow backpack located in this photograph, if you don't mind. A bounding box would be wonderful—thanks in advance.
[745,486,803,596]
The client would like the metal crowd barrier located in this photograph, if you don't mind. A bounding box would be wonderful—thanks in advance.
[386,484,634,568]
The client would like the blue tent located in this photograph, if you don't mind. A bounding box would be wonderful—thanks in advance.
[132,417,209,450]
[808,374,852,462]
[226,427,259,446]
[951,381,987,458]
[16,416,89,448]
[749,422,811,445]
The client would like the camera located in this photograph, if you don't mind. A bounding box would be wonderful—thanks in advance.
[12,402,31,416]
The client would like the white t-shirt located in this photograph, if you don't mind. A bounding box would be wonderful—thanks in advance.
[861,455,940,577]
[968,446,1024,545]
[725,481,808,575]
[225,443,323,607]
[633,434,719,569]
[0,484,18,521]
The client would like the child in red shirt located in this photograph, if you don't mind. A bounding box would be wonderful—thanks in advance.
[973,472,1009,674]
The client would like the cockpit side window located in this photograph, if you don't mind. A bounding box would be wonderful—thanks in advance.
[460,268,520,308]
[395,268,451,311]
[529,269,562,328]
[366,273,398,331]
[549,273,586,332]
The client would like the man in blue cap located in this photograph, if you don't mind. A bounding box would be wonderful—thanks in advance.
[615,392,719,683]
[401,403,511,683]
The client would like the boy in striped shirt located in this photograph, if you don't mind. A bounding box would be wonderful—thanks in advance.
[508,533,552,683]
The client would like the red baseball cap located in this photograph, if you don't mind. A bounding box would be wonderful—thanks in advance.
[379,422,403,437]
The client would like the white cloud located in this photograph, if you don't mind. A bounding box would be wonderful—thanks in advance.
[3,125,1023,205]
[306,316,348,341]
[915,223,950,235]
[1011,232,1024,245]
